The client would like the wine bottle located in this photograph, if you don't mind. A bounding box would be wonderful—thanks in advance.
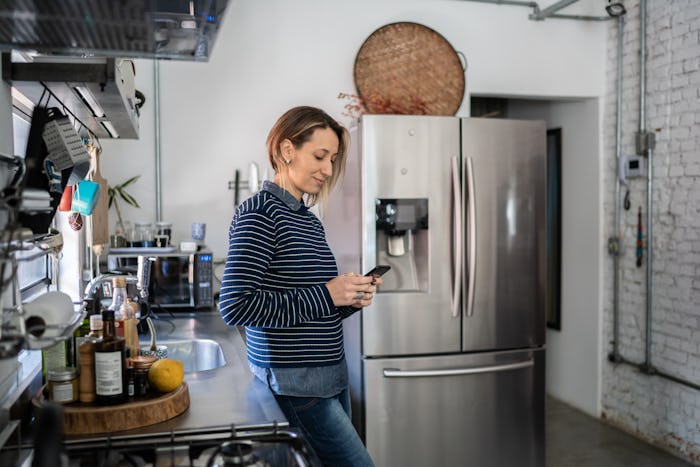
[94,309,126,405]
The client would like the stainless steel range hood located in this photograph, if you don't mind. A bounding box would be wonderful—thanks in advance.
[0,0,231,61]
[3,53,141,139]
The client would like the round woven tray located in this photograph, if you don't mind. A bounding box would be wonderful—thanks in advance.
[354,22,465,116]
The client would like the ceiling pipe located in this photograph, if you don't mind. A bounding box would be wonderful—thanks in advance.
[529,0,580,20]
[458,0,613,21]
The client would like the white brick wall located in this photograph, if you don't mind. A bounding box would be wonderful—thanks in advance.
[602,1,700,464]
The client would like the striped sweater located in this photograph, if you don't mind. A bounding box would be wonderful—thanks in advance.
[219,181,356,368]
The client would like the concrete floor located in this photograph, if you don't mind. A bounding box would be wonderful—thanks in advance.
[546,396,696,467]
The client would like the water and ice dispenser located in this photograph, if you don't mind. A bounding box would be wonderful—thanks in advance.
[375,198,429,292]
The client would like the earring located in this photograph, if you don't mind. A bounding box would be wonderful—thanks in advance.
[285,158,291,164]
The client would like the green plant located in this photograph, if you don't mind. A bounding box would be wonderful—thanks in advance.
[107,175,140,234]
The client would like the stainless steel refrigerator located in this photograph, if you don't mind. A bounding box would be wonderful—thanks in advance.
[323,114,546,467]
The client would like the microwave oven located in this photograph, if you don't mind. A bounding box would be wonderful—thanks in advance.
[107,250,214,310]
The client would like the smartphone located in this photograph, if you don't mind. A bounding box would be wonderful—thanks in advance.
[365,265,391,277]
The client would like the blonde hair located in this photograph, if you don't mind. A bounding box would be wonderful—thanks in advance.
[266,106,349,209]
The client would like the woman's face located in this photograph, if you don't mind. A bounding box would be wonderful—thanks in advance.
[281,127,339,200]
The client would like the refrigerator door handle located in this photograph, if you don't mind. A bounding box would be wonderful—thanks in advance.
[450,156,463,318]
[382,359,533,378]
[465,156,476,317]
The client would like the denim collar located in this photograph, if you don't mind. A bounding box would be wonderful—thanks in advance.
[262,180,306,212]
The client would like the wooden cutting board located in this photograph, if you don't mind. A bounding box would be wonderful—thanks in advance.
[88,147,110,246]
[32,382,190,436]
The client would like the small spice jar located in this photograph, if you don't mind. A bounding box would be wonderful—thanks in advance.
[47,367,79,404]
[130,355,157,397]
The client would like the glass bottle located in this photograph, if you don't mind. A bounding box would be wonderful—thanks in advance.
[41,341,71,384]
[94,309,126,405]
[78,313,103,404]
[122,298,139,361]
[73,298,97,369]
[109,276,128,337]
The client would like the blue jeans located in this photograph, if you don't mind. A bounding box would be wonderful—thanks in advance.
[274,388,375,467]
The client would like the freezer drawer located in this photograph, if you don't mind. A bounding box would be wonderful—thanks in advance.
[363,348,545,467]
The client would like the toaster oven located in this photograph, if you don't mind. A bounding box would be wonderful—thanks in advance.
[107,250,214,310]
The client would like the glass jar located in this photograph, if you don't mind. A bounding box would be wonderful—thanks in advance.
[47,367,79,404]
[133,222,154,248]
[130,355,157,397]
[155,221,172,247]
[111,220,131,248]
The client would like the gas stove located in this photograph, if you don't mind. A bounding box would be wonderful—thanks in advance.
[54,424,321,467]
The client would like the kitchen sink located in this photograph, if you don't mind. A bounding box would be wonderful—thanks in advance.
[140,338,227,373]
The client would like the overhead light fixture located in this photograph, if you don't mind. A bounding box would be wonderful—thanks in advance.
[101,121,120,138]
[74,85,105,118]
[606,1,626,17]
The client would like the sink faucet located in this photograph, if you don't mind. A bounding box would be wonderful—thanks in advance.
[83,256,153,302]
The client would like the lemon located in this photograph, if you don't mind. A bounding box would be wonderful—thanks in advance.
[148,358,184,393]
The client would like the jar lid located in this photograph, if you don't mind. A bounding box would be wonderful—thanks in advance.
[130,355,157,369]
[47,367,77,381]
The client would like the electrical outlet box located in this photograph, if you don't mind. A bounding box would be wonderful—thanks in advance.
[619,154,646,184]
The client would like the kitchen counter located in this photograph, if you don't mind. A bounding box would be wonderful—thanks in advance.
[73,311,288,439]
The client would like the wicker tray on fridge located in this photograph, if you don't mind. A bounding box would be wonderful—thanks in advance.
[353,21,466,116]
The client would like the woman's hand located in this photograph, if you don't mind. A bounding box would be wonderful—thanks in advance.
[326,272,383,308]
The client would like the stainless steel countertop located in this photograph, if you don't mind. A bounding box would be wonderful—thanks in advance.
[72,311,288,439]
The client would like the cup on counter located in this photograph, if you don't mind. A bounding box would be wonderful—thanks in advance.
[191,222,206,243]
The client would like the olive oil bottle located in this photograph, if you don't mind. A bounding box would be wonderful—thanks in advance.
[94,309,126,405]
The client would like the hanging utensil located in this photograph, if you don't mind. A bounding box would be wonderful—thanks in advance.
[248,162,259,194]
[144,317,168,359]
[146,317,157,352]
[233,169,240,207]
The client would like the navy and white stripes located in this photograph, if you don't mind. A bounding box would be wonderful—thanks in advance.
[219,182,354,368]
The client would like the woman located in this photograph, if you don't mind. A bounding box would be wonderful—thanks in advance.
[219,106,379,467]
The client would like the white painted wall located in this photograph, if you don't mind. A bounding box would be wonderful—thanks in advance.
[98,0,607,264]
[509,98,603,417]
